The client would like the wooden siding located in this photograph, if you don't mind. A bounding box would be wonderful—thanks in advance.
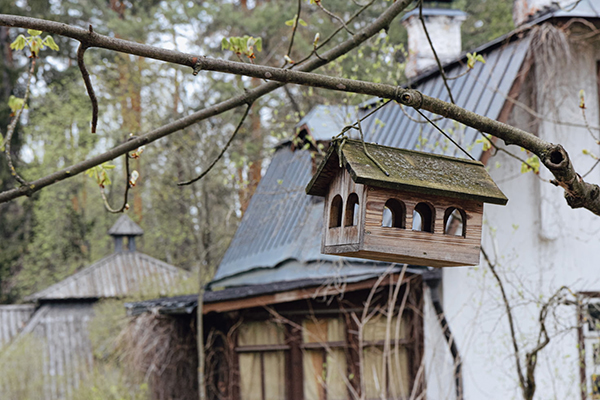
[325,187,483,267]
[0,304,35,348]
[322,168,365,248]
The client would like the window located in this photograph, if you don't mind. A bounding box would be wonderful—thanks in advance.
[362,314,411,400]
[345,193,360,227]
[412,202,434,233]
[302,318,347,400]
[444,207,467,237]
[382,199,406,228]
[237,321,287,400]
[329,195,343,228]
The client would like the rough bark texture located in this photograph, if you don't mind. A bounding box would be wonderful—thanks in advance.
[2,9,600,216]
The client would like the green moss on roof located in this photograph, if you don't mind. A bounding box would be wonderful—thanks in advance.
[306,139,508,205]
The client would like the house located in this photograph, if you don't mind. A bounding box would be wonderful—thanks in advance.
[0,214,188,399]
[126,0,600,399]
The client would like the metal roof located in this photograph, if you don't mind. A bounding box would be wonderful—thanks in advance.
[212,146,416,286]
[360,35,532,158]
[541,0,600,20]
[307,139,508,204]
[1,303,95,399]
[26,251,184,301]
[213,24,545,287]
[401,8,468,21]
[0,304,35,348]
[107,214,144,236]
[296,105,358,141]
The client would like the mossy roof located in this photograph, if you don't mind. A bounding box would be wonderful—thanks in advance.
[306,139,508,205]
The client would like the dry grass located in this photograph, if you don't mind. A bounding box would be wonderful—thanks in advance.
[118,312,198,400]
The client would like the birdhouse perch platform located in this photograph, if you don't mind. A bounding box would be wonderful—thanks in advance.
[306,139,508,267]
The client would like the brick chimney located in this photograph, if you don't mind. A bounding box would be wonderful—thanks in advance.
[513,0,567,26]
[402,8,467,79]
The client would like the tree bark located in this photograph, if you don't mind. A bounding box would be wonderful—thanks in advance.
[2,9,600,216]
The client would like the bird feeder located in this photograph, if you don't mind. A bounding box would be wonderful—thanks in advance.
[305,139,508,267]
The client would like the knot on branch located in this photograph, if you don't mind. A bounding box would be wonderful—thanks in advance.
[543,144,569,171]
[191,56,205,76]
[396,88,423,109]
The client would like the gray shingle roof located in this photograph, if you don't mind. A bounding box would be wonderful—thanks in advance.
[107,214,144,236]
[26,251,185,301]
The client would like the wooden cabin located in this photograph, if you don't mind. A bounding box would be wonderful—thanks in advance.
[306,139,508,267]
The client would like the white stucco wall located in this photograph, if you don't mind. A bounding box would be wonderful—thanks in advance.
[432,33,600,399]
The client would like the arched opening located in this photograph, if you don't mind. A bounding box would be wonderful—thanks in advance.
[382,199,406,228]
[345,193,360,226]
[329,195,343,228]
[444,207,467,237]
[412,202,434,233]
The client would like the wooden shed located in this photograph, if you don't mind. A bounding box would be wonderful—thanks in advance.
[306,139,508,267]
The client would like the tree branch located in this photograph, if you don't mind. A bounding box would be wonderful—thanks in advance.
[418,0,455,104]
[178,103,252,186]
[77,40,98,134]
[3,9,600,217]
[0,0,414,203]
[4,57,35,186]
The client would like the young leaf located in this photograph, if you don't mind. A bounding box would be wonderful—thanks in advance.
[43,36,59,51]
[579,89,586,109]
[255,37,262,52]
[8,95,27,113]
[298,18,307,27]
[285,18,295,26]
[9,35,27,51]
[221,37,230,50]
[27,29,42,36]
[521,155,540,174]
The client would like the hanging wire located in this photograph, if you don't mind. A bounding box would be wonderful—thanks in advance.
[413,108,476,161]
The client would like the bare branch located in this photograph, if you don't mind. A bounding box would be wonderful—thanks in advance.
[418,1,455,104]
[481,246,526,393]
[314,0,355,36]
[4,57,35,186]
[178,103,252,186]
[414,108,475,160]
[0,0,413,203]
[282,0,302,67]
[77,42,98,134]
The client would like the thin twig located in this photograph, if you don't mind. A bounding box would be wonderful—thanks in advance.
[77,43,98,133]
[414,108,475,160]
[400,103,443,124]
[282,0,302,68]
[357,116,390,176]
[418,1,454,104]
[4,57,35,186]
[481,246,526,394]
[99,147,134,213]
[178,103,252,186]
[315,0,354,35]
[580,107,599,142]
[333,99,392,140]
[294,0,376,67]
[582,158,600,178]
[480,133,548,182]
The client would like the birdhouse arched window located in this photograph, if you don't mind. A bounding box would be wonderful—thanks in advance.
[382,199,406,228]
[329,195,343,228]
[345,193,360,226]
[444,207,467,237]
[412,202,434,233]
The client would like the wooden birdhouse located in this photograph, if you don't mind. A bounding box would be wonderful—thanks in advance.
[306,139,508,267]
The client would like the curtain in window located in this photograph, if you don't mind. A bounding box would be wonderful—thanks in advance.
[238,321,286,400]
[302,318,348,400]
[362,314,410,400]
